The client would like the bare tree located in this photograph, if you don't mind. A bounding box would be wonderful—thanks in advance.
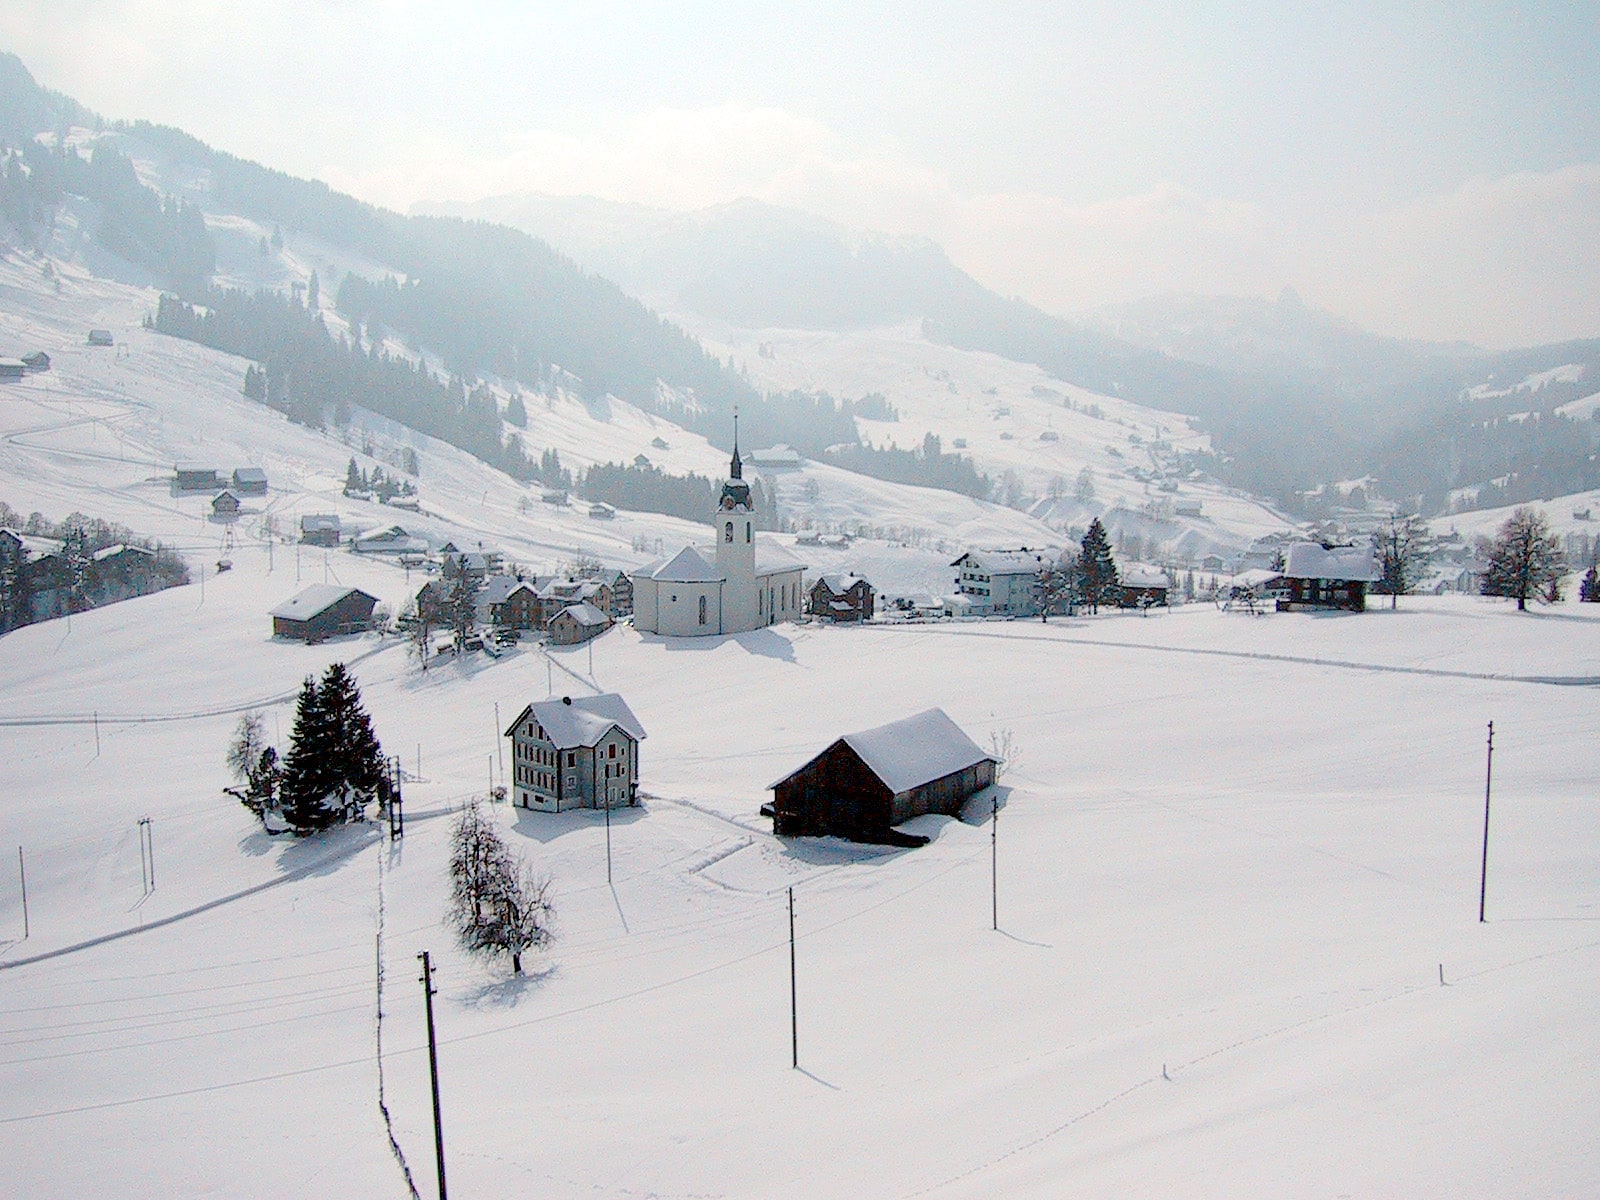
[1371,513,1430,609]
[448,800,555,974]
[988,728,1021,778]
[225,711,267,783]
[1481,507,1565,611]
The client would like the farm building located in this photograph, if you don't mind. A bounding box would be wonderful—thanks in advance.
[767,708,996,844]
[86,329,114,346]
[270,585,379,642]
[503,693,647,812]
[299,514,341,546]
[231,467,268,495]
[0,358,25,381]
[211,490,241,519]
[1116,565,1170,609]
[173,464,223,492]
[1279,543,1381,612]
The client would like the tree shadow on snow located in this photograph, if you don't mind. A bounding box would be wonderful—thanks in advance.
[268,821,382,877]
[459,961,558,1010]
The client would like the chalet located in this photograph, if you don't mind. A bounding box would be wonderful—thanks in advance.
[270,585,379,642]
[767,709,997,845]
[541,488,568,506]
[0,358,26,381]
[537,576,613,625]
[650,436,670,450]
[299,514,341,546]
[503,693,647,812]
[951,548,1054,617]
[1278,542,1380,612]
[808,573,874,623]
[632,453,652,468]
[20,351,50,373]
[590,568,634,618]
[0,530,69,623]
[174,464,223,492]
[211,490,242,518]
[548,601,612,645]
[231,466,268,495]
[588,502,616,520]
[475,575,541,631]
[87,544,158,605]
[1116,564,1170,609]
[86,329,114,346]
[748,444,802,471]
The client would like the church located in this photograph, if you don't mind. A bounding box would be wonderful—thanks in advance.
[630,425,806,637]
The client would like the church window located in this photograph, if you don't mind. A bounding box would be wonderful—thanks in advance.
[724,521,733,543]
[698,594,707,624]
[745,523,751,543]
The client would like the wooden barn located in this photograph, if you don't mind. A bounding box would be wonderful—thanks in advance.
[271,585,379,642]
[808,573,875,622]
[1278,542,1380,612]
[767,708,996,845]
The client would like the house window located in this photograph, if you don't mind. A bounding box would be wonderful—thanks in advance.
[698,594,707,624]
[745,524,751,543]
[725,521,733,543]
[608,743,617,759]
[567,752,575,767]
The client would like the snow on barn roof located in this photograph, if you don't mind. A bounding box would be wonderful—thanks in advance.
[1283,542,1381,582]
[269,584,375,620]
[817,573,867,592]
[1119,564,1169,589]
[556,601,610,627]
[771,708,995,796]
[506,693,647,749]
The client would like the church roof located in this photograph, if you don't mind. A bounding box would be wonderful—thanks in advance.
[647,545,724,583]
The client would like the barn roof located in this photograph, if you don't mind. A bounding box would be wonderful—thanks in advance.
[505,693,647,748]
[555,601,611,627]
[771,708,995,796]
[1283,542,1380,582]
[270,585,376,621]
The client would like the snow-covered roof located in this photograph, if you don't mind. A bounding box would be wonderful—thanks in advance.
[300,513,340,531]
[1119,564,1169,589]
[1283,543,1380,582]
[555,601,611,627]
[92,543,154,562]
[269,585,375,621]
[816,573,868,593]
[754,539,805,576]
[477,575,536,606]
[771,708,995,796]
[952,548,1053,575]
[506,693,647,749]
[647,546,723,583]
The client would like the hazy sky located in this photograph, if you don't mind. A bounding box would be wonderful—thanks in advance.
[3,1,1598,347]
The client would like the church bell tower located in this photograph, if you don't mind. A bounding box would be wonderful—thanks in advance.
[716,410,758,627]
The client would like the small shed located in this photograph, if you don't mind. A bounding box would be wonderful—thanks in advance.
[211,490,242,518]
[271,585,379,642]
[20,351,50,373]
[767,708,996,844]
[0,358,26,381]
[232,466,268,495]
[1279,543,1380,612]
[87,329,114,347]
[174,464,223,492]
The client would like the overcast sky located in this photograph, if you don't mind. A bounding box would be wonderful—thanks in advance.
[3,1,1597,348]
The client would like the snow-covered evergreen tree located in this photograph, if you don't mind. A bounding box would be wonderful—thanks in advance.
[1076,517,1119,613]
[277,664,385,833]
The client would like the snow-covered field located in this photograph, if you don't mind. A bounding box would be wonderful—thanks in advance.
[1,560,1596,1197]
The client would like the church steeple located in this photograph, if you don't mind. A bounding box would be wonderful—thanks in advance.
[719,408,752,510]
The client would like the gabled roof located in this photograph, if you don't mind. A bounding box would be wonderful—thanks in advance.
[554,601,611,627]
[816,572,869,593]
[951,548,1053,574]
[300,513,340,531]
[771,708,995,796]
[92,543,155,562]
[1119,564,1169,589]
[1283,542,1380,582]
[648,545,723,582]
[270,585,377,621]
[477,575,537,606]
[505,693,647,749]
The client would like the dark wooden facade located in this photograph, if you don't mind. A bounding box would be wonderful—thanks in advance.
[808,575,875,622]
[770,742,996,844]
[272,587,378,642]
[1279,576,1368,611]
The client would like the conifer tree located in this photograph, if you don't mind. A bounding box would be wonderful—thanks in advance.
[277,664,386,833]
[278,675,338,833]
[1076,517,1119,613]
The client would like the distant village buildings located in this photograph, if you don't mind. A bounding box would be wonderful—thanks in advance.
[504,693,647,812]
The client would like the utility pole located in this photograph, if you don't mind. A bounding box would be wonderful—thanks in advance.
[494,702,503,789]
[1479,721,1494,923]
[604,796,613,884]
[418,951,448,1200]
[17,846,27,940]
[991,796,999,932]
[788,886,798,1069]
[94,710,100,757]
[138,817,155,894]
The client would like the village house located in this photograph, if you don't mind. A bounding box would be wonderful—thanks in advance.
[1278,542,1381,612]
[299,514,341,546]
[211,490,242,519]
[536,576,613,625]
[950,548,1054,617]
[270,585,379,642]
[173,464,223,492]
[631,425,805,636]
[87,544,158,605]
[766,708,997,845]
[474,575,542,631]
[1116,564,1171,609]
[350,524,429,556]
[590,568,633,618]
[0,358,26,381]
[548,601,612,645]
[503,693,646,812]
[808,573,875,623]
